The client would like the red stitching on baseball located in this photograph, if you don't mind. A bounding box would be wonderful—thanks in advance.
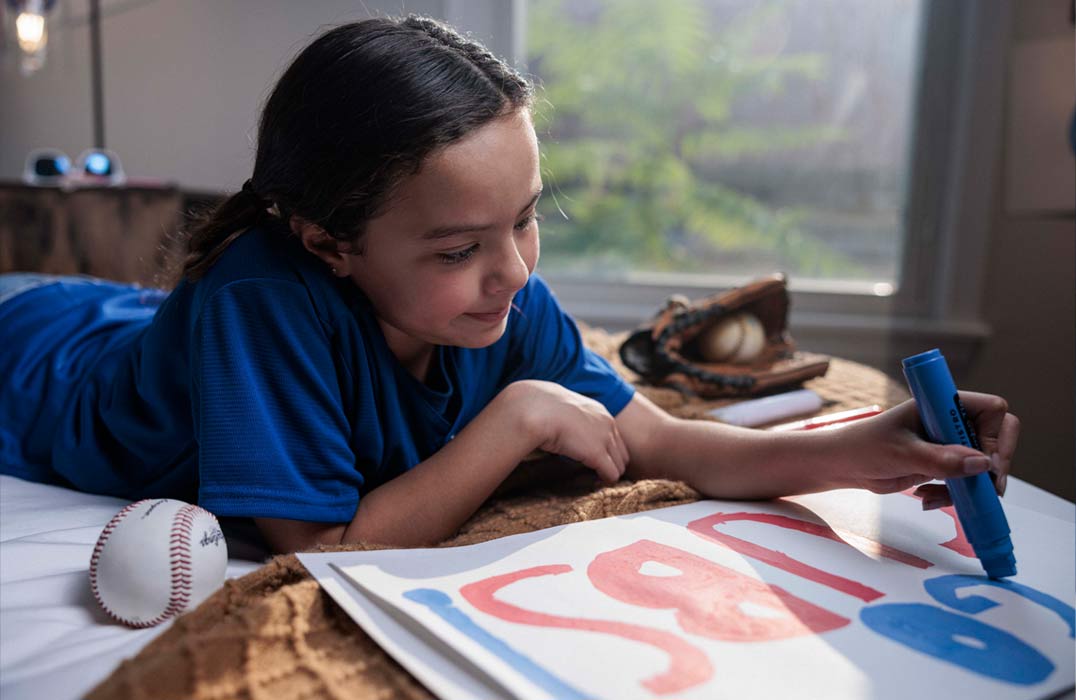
[161,504,201,622]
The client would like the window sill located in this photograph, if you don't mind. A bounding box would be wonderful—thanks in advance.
[547,275,990,378]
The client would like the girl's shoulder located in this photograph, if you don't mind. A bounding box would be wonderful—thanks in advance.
[187,225,344,319]
[197,225,311,289]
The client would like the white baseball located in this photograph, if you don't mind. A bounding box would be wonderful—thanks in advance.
[730,312,766,363]
[699,314,743,362]
[89,498,228,627]
[698,312,766,363]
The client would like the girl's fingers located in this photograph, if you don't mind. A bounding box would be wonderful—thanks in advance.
[885,474,933,494]
[913,482,952,509]
[598,452,622,483]
[913,482,946,499]
[865,474,926,495]
[922,496,952,510]
[911,442,989,481]
[992,453,1008,496]
[612,426,630,475]
[959,391,1008,436]
[913,471,1006,505]
[581,446,620,484]
[608,442,625,478]
[994,412,1020,465]
[960,393,1020,463]
[599,431,625,478]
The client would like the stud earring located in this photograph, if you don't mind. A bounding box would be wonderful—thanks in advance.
[330,266,338,276]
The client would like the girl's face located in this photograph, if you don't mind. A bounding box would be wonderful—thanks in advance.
[345,109,542,352]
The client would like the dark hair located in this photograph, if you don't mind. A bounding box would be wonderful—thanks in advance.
[179,15,533,281]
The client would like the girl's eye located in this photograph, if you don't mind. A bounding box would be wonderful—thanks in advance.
[437,245,478,265]
[514,212,544,231]
[437,214,541,264]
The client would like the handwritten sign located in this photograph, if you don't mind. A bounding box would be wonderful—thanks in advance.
[300,489,1074,700]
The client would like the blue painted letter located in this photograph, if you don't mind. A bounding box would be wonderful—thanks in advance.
[861,603,1053,685]
[923,574,1074,638]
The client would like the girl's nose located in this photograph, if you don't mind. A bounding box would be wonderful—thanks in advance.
[486,238,530,295]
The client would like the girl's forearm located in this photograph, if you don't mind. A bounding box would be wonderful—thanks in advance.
[342,391,537,547]
[623,407,842,499]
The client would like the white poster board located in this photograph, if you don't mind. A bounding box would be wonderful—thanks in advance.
[300,489,1074,700]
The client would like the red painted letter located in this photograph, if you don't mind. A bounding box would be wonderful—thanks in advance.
[461,564,712,695]
[588,539,849,641]
[688,512,931,602]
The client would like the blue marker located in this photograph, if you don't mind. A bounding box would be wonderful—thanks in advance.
[902,349,1016,579]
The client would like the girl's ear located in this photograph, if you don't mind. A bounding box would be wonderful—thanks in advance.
[291,216,351,276]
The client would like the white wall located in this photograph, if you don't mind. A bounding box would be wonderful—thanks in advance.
[0,0,517,191]
[101,0,443,192]
[0,2,95,177]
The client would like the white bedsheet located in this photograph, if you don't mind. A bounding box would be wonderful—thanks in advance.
[1,473,1071,700]
[0,475,263,700]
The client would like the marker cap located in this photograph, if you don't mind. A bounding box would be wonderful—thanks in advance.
[980,548,1018,579]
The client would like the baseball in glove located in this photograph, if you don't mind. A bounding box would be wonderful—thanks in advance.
[618,273,830,398]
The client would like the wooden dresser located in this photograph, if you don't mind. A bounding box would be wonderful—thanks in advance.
[0,182,216,287]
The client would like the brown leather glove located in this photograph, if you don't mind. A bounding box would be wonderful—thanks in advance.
[618,274,830,398]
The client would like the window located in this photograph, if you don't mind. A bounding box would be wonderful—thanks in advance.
[509,0,1003,371]
[526,0,922,290]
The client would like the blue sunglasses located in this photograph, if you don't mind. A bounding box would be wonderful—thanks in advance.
[23,148,125,186]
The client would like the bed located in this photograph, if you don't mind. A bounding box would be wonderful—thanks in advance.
[2,470,1072,700]
[0,475,263,700]
[2,351,1072,700]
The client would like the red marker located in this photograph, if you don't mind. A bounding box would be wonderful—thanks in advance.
[767,405,883,431]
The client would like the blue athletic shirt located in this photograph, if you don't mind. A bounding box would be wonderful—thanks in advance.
[0,225,634,523]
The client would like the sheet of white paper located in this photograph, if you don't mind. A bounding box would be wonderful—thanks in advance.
[301,489,1074,700]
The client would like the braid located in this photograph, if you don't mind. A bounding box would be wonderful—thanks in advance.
[401,16,532,107]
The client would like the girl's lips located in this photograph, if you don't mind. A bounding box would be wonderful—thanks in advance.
[465,305,511,323]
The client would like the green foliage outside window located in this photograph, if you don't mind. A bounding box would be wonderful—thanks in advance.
[527,0,866,278]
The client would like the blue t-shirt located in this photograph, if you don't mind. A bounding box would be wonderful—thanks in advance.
[0,226,634,523]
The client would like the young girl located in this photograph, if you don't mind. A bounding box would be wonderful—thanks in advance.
[0,16,1017,554]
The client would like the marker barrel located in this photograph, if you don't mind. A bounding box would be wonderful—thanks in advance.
[707,389,823,428]
[902,349,1016,578]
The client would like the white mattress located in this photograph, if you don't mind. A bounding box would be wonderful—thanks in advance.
[0,475,263,700]
[1,473,1071,700]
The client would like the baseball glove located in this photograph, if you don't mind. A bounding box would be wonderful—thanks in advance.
[618,273,830,398]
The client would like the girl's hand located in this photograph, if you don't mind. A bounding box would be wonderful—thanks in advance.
[500,380,629,484]
[909,391,1019,508]
[834,392,1018,506]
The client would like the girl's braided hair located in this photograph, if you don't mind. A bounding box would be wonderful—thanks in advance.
[179,15,533,281]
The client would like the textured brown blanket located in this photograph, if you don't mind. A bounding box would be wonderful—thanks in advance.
[88,328,906,700]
